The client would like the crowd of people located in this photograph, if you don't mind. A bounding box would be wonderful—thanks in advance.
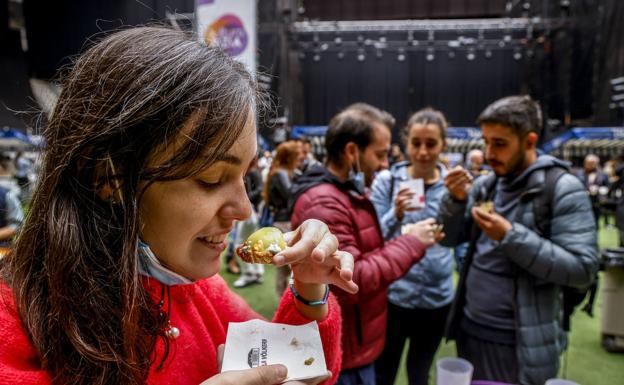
[223,96,606,385]
[0,151,35,250]
[0,26,614,385]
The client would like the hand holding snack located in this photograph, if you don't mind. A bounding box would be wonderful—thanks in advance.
[471,206,512,241]
[401,218,443,247]
[236,220,357,319]
[444,165,473,201]
[476,200,494,214]
[283,219,358,295]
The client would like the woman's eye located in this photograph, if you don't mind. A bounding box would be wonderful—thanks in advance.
[198,179,222,189]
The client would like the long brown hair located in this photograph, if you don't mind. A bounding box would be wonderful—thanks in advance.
[0,27,262,384]
[262,140,301,204]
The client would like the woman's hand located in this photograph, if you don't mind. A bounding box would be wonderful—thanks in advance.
[274,219,358,295]
[201,345,332,385]
[200,345,287,385]
[200,365,289,385]
[394,187,416,221]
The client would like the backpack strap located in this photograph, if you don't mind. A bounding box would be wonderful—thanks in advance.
[531,167,567,238]
[528,166,598,332]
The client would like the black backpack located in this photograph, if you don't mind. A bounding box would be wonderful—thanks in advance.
[481,167,597,332]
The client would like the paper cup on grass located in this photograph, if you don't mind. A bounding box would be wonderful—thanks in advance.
[545,379,581,385]
[436,357,473,385]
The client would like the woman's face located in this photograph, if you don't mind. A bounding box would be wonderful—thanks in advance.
[406,123,446,172]
[138,118,256,280]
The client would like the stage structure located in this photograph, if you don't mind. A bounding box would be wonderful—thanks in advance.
[285,17,562,138]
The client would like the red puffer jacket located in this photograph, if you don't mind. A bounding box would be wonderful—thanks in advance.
[291,168,427,370]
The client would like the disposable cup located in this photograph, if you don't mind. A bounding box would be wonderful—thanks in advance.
[436,357,473,385]
[544,379,581,385]
[399,179,425,210]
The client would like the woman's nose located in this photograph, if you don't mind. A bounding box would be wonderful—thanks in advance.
[222,182,253,221]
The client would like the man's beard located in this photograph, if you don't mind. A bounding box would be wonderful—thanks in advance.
[498,150,526,178]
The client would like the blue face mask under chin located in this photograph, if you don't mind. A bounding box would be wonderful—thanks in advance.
[350,170,365,193]
[348,154,366,193]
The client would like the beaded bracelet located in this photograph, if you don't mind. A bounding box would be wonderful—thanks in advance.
[289,283,330,306]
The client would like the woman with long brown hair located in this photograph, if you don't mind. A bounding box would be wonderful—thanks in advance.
[263,140,304,295]
[370,108,453,385]
[0,27,356,385]
[263,140,303,228]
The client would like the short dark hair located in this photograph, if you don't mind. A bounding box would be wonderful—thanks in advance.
[477,95,542,137]
[346,103,396,129]
[325,103,393,166]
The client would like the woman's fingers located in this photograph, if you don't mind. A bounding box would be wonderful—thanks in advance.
[334,250,354,281]
[328,267,358,294]
[202,364,288,385]
[310,232,339,263]
[326,252,358,294]
[276,219,330,265]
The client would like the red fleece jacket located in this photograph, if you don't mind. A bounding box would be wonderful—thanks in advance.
[0,275,342,385]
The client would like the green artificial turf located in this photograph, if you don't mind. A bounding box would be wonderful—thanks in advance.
[220,219,624,385]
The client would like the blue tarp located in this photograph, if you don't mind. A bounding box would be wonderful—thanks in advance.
[291,126,329,139]
[446,127,483,140]
[289,125,624,154]
[292,126,484,139]
[0,127,31,142]
[541,127,624,153]
[0,127,38,150]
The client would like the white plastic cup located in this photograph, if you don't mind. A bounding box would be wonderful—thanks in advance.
[545,379,581,385]
[436,357,473,385]
[399,179,425,210]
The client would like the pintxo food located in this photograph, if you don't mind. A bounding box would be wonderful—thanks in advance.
[477,201,494,213]
[236,227,287,264]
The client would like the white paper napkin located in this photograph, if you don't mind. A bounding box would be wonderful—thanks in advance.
[221,319,328,382]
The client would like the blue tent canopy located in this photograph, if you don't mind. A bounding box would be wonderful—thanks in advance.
[0,127,38,150]
[541,127,624,153]
[291,126,330,139]
[291,126,485,140]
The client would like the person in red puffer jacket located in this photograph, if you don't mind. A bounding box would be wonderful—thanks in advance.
[0,27,358,385]
[290,103,443,385]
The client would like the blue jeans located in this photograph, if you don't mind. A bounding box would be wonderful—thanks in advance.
[336,363,376,385]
